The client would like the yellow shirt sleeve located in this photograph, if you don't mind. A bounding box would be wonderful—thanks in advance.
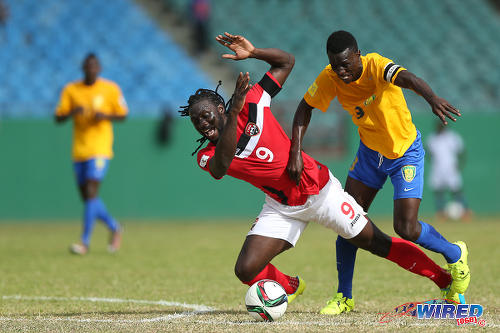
[111,84,128,116]
[303,66,337,112]
[55,84,73,116]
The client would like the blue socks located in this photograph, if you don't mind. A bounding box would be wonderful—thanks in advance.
[81,198,119,247]
[82,198,99,246]
[336,236,358,299]
[415,221,461,263]
[94,198,119,232]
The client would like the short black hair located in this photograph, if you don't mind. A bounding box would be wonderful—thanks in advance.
[84,52,98,62]
[326,30,358,54]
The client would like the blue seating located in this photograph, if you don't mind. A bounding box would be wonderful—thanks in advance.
[2,0,499,116]
[0,0,213,117]
[206,0,500,111]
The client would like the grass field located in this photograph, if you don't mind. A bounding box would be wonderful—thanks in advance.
[0,217,499,332]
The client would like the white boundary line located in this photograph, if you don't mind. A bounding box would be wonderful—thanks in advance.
[1,295,216,323]
[2,295,499,328]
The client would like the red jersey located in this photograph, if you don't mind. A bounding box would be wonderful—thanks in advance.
[197,72,330,206]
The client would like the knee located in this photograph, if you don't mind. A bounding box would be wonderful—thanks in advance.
[83,181,100,199]
[394,218,420,241]
[234,261,257,283]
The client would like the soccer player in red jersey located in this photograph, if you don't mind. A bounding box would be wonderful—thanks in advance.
[181,33,453,309]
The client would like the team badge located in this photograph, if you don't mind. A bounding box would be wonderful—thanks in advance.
[92,95,104,108]
[95,158,105,170]
[199,155,209,167]
[245,122,260,136]
[364,94,376,106]
[401,165,416,182]
[307,81,318,96]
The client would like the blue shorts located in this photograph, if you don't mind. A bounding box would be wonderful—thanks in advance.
[348,131,425,200]
[73,158,110,185]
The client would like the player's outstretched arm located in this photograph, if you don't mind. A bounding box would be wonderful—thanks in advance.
[286,98,314,185]
[209,72,252,179]
[394,70,461,125]
[216,32,294,87]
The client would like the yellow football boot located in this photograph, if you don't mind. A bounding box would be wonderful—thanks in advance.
[320,292,354,315]
[287,276,306,304]
[448,241,470,295]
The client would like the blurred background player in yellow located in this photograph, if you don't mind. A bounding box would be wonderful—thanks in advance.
[287,31,469,313]
[55,53,128,255]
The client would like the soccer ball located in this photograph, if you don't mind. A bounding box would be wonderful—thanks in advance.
[444,201,465,220]
[245,279,288,321]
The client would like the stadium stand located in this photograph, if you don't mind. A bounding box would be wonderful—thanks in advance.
[0,0,213,117]
[1,0,499,117]
[163,0,500,111]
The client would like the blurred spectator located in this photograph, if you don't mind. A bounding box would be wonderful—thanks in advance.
[0,0,8,25]
[0,0,9,41]
[156,104,175,146]
[55,53,128,255]
[426,122,472,221]
[189,0,211,55]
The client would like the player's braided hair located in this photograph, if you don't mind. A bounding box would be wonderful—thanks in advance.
[179,81,232,156]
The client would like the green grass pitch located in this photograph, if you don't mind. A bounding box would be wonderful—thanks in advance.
[0,217,498,332]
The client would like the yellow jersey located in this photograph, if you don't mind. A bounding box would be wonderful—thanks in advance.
[304,53,417,159]
[55,78,128,161]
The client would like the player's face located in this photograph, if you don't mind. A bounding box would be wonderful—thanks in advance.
[189,100,226,143]
[328,48,362,84]
[82,57,101,81]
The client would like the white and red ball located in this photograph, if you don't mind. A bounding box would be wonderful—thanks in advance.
[245,279,288,321]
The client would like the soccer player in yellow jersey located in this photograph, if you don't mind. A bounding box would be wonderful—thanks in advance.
[286,31,470,313]
[55,53,128,255]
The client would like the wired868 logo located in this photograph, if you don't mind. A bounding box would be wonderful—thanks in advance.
[379,300,486,327]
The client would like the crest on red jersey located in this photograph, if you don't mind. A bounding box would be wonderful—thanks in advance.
[245,122,260,136]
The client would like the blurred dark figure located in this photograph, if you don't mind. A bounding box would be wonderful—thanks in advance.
[0,0,9,42]
[189,0,211,55]
[488,0,500,12]
[156,105,175,146]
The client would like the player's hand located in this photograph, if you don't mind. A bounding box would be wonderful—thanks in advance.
[429,96,461,125]
[229,72,252,115]
[216,32,255,60]
[70,106,84,117]
[93,111,109,122]
[286,150,304,186]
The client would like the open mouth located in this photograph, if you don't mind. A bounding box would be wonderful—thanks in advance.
[203,128,216,139]
[341,75,351,82]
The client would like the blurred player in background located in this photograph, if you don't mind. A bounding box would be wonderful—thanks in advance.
[286,30,470,314]
[55,53,128,255]
[426,121,472,221]
[180,32,465,311]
